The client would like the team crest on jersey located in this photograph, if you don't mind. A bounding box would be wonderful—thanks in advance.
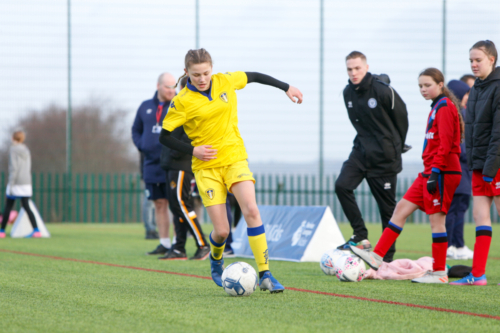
[170,181,177,189]
[146,108,152,114]
[220,92,228,103]
[368,98,377,108]
[170,101,177,110]
[206,188,215,200]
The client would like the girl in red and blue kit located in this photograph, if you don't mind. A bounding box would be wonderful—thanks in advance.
[351,67,464,284]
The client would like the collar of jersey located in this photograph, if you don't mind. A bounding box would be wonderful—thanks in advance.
[187,78,213,101]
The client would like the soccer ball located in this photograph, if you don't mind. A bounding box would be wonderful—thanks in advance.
[320,249,345,276]
[221,261,258,296]
[334,255,366,282]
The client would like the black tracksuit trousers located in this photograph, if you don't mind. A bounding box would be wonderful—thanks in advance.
[167,170,207,251]
[335,159,397,262]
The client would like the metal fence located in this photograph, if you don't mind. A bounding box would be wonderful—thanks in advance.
[1,172,491,224]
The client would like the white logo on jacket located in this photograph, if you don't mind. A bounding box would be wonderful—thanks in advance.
[348,101,353,108]
[146,108,152,114]
[425,132,435,139]
[368,98,377,108]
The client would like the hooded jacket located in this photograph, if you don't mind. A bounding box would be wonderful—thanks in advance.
[131,91,169,183]
[465,67,500,177]
[343,72,409,177]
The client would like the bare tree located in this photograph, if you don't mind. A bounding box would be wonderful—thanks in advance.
[0,100,138,174]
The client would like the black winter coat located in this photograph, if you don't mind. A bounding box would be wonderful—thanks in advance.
[160,126,193,173]
[343,72,409,178]
[465,67,500,178]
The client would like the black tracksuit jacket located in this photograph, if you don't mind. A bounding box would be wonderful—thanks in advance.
[465,66,500,178]
[343,72,409,178]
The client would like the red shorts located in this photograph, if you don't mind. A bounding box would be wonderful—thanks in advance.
[472,169,500,197]
[403,173,461,215]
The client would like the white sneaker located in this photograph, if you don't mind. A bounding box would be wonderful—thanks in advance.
[349,245,383,270]
[411,270,448,284]
[446,246,457,260]
[456,246,474,260]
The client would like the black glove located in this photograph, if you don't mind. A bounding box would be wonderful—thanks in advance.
[427,172,439,195]
[402,144,412,154]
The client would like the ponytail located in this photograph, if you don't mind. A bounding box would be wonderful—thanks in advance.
[174,73,187,89]
[443,86,465,143]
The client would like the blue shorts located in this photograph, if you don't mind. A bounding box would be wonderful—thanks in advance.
[145,183,168,201]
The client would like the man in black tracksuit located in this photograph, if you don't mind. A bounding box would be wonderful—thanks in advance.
[159,113,210,261]
[335,51,409,262]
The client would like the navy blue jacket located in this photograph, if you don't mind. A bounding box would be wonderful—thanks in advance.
[455,108,472,195]
[132,91,169,183]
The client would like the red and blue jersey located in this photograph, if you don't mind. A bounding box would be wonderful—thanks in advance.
[421,95,461,175]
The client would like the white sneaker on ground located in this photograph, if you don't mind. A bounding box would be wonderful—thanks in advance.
[349,245,383,270]
[456,246,474,260]
[411,270,448,284]
[446,246,457,260]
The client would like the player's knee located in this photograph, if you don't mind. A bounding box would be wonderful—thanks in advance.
[242,204,260,221]
[217,228,230,240]
[335,181,350,195]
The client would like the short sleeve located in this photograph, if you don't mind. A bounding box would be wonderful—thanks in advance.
[223,71,248,90]
[162,98,187,132]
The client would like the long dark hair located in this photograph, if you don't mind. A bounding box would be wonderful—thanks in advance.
[419,67,465,143]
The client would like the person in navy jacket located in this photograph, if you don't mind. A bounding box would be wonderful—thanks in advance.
[445,80,473,260]
[132,73,176,256]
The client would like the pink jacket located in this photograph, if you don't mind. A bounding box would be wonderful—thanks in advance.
[364,257,433,280]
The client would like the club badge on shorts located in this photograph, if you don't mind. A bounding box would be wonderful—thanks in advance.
[220,92,228,103]
[206,188,215,200]
[368,98,377,108]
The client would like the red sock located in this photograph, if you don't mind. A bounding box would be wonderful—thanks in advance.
[472,227,492,277]
[431,233,447,271]
[374,222,401,258]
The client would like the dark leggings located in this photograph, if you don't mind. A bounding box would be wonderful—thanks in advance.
[1,197,38,230]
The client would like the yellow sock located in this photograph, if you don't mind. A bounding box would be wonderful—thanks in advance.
[209,232,226,260]
[248,225,269,272]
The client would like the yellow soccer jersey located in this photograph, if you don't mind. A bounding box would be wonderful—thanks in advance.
[162,71,248,171]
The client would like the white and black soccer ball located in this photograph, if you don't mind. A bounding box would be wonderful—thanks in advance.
[334,255,366,282]
[221,261,258,296]
[320,249,345,276]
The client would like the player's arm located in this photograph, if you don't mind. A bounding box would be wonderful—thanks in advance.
[159,129,216,162]
[131,107,144,151]
[245,72,303,104]
[384,86,411,153]
[482,97,500,180]
[432,105,455,171]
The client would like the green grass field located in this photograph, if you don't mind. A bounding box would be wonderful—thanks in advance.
[1,222,500,332]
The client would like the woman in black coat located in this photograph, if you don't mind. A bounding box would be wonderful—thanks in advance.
[451,40,500,286]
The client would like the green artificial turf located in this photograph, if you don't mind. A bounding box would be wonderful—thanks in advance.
[1,223,499,332]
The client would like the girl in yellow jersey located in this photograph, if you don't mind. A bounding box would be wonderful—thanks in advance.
[160,49,303,292]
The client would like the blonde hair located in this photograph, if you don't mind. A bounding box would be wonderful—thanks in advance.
[12,130,25,143]
[174,48,213,88]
